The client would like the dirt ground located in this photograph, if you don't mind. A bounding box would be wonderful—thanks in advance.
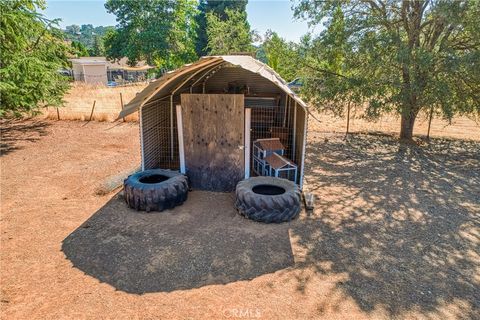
[1,118,479,319]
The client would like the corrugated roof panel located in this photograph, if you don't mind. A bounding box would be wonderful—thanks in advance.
[118,55,306,119]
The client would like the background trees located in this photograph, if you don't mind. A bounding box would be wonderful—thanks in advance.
[294,0,480,140]
[64,24,113,56]
[6,0,477,138]
[103,0,198,69]
[260,30,302,82]
[71,41,89,57]
[0,0,71,117]
[103,0,254,68]
[195,0,248,56]
[90,35,105,57]
[205,8,254,55]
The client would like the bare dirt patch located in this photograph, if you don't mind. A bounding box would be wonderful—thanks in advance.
[1,119,479,319]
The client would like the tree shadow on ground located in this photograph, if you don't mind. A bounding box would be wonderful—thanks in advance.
[62,191,294,294]
[292,133,480,318]
[0,119,50,156]
[61,132,479,316]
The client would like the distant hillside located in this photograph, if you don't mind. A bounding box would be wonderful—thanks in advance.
[64,24,114,50]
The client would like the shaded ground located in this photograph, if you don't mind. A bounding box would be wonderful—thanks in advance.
[300,133,480,318]
[1,119,479,319]
[62,192,293,293]
[0,119,50,156]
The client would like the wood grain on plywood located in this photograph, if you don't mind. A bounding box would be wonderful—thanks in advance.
[180,94,245,191]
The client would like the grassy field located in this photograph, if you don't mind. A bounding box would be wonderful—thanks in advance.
[43,83,145,122]
[43,83,479,141]
[313,111,480,141]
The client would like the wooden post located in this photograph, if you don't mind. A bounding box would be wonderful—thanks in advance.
[346,100,351,136]
[89,100,96,121]
[244,107,251,179]
[120,93,125,122]
[427,106,434,140]
[56,108,60,120]
[139,107,145,171]
[176,104,186,174]
[299,106,307,189]
[283,95,288,127]
[170,95,174,160]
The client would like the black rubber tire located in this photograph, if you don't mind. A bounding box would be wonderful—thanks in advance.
[235,177,302,223]
[123,169,188,212]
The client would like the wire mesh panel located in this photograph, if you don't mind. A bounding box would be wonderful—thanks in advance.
[141,100,179,170]
[248,98,296,182]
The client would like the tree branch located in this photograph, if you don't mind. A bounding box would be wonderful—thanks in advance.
[305,64,354,80]
[27,21,53,53]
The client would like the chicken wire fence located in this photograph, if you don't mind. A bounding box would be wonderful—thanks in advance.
[141,99,179,170]
[248,101,297,182]
[140,96,300,184]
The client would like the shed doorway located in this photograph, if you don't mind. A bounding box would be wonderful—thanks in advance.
[179,94,245,192]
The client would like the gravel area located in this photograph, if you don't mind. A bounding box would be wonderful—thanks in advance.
[1,118,479,319]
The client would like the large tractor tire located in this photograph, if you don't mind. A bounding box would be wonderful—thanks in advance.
[123,169,188,212]
[235,177,302,223]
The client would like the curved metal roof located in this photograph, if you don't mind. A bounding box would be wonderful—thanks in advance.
[118,55,307,119]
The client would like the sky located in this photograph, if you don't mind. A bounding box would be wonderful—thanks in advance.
[42,0,315,43]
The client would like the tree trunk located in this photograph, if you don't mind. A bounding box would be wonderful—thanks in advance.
[426,106,434,139]
[400,111,417,140]
[346,100,351,136]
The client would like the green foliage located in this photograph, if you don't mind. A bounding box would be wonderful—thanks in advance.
[104,0,198,70]
[206,8,254,55]
[0,0,71,117]
[261,30,301,82]
[64,24,114,53]
[195,0,248,56]
[294,0,480,139]
[90,35,105,56]
[71,40,89,57]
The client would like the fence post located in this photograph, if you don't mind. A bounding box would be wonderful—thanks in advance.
[120,93,125,122]
[56,108,60,120]
[89,100,96,121]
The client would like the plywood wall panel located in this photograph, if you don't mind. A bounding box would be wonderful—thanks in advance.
[180,94,244,191]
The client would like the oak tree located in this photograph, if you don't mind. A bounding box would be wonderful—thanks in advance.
[295,0,480,139]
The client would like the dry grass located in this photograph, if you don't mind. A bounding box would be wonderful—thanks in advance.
[310,110,480,141]
[43,83,480,141]
[43,83,147,122]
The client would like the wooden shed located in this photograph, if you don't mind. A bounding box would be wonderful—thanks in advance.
[119,55,308,192]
